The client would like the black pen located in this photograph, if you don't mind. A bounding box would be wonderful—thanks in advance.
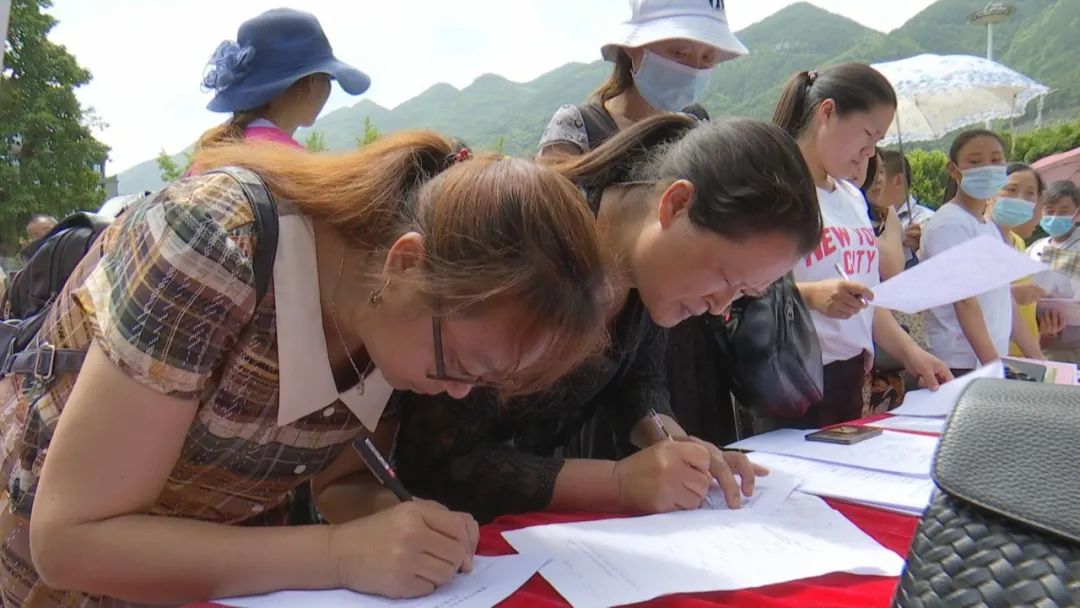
[353,436,413,502]
[647,408,715,508]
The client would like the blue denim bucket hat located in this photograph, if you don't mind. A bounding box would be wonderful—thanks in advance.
[203,8,370,112]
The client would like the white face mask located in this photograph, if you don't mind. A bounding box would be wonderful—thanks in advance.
[958,165,1009,200]
[632,50,713,112]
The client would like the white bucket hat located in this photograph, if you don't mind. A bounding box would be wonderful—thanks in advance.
[601,0,748,63]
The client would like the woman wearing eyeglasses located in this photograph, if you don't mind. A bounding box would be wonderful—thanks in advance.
[0,131,609,603]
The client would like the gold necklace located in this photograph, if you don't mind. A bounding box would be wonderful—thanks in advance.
[329,248,374,394]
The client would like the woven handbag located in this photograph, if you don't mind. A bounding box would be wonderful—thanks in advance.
[894,378,1080,607]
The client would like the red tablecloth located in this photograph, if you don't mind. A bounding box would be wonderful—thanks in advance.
[478,499,917,608]
[193,500,916,608]
[193,414,927,607]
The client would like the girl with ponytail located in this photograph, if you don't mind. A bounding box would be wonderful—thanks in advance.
[773,63,951,429]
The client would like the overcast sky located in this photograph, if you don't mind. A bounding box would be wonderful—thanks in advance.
[43,0,936,173]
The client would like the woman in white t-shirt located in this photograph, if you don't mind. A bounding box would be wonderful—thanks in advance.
[772,63,951,428]
[921,130,1043,373]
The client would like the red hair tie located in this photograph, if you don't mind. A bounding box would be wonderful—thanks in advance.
[452,148,472,164]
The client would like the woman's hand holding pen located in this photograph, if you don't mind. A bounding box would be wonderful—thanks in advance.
[613,440,714,513]
[329,499,479,599]
[804,279,874,319]
[676,436,768,508]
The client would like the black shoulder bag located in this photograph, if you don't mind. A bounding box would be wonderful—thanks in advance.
[710,273,824,419]
[894,378,1080,607]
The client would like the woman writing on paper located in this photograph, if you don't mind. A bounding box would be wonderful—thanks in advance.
[0,135,611,604]
[772,63,951,430]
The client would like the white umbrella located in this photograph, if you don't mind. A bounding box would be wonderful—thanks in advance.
[871,53,1050,144]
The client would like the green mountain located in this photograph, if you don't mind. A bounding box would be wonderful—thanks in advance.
[1001,0,1080,113]
[118,0,1078,194]
[703,2,885,119]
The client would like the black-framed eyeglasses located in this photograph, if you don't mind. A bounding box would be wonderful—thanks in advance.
[427,316,492,387]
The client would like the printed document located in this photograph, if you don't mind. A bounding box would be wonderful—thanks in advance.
[873,235,1046,313]
[218,554,546,608]
[726,429,937,477]
[503,493,903,608]
[748,452,936,513]
[890,362,1004,417]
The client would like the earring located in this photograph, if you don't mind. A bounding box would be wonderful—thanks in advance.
[368,277,391,307]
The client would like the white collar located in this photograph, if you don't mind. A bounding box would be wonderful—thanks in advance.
[273,213,392,428]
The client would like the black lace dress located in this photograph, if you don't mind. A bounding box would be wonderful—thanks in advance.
[391,289,673,524]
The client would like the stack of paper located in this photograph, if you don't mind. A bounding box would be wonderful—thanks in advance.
[749,452,935,516]
[867,415,947,434]
[218,554,548,608]
[890,362,1004,417]
[726,428,938,477]
[504,493,904,608]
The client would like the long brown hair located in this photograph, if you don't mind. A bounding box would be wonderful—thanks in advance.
[588,48,634,105]
[194,106,268,151]
[194,133,609,396]
[557,114,822,255]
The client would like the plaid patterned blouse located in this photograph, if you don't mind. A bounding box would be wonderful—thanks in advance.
[0,173,367,606]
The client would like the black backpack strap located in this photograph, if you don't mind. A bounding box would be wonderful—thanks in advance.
[577,104,620,151]
[206,167,279,304]
[3,168,279,384]
[3,343,87,381]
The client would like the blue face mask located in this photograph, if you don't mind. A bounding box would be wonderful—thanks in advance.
[991,197,1035,228]
[958,165,1009,200]
[1040,214,1077,238]
[633,50,712,112]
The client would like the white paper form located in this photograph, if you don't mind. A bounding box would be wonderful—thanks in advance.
[889,362,1004,418]
[218,554,547,608]
[867,416,947,434]
[748,452,936,514]
[705,469,798,515]
[503,493,904,608]
[726,429,937,477]
[872,235,1047,314]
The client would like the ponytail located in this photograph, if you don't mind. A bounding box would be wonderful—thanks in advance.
[772,71,815,138]
[555,113,698,192]
[942,177,958,205]
[194,132,610,397]
[194,106,268,152]
[771,63,896,140]
[560,115,822,256]
[193,131,456,247]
